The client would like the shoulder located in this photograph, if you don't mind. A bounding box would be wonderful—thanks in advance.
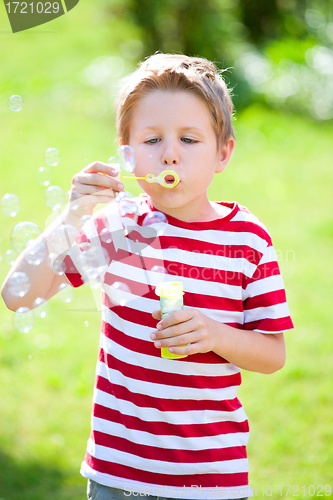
[230,202,273,246]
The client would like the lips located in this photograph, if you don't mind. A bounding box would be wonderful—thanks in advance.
[158,170,180,188]
[164,174,176,185]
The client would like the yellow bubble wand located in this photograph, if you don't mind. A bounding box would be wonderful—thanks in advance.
[108,147,180,189]
[121,170,179,189]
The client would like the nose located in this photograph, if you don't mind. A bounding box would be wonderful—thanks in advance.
[162,141,179,165]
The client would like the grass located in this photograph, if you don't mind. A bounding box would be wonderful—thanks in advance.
[1,3,333,499]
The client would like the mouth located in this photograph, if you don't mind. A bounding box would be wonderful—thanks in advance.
[165,174,176,184]
[159,170,180,189]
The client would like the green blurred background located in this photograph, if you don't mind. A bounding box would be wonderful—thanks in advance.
[0,1,332,499]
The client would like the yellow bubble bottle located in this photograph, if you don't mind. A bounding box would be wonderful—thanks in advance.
[155,281,187,359]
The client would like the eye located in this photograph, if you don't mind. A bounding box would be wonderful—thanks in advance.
[181,137,198,144]
[145,138,160,144]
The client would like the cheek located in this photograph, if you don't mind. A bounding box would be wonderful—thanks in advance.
[136,179,146,191]
[135,151,154,175]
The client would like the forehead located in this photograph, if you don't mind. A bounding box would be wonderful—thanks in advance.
[130,90,215,131]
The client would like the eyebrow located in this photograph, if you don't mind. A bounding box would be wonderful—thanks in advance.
[141,126,206,133]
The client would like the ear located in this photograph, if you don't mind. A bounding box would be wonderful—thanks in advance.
[215,137,235,174]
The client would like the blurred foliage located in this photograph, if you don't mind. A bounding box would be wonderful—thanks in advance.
[117,0,333,120]
[239,0,283,43]
[128,0,243,62]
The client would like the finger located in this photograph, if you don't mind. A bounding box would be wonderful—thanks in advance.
[157,309,193,330]
[84,161,120,177]
[152,310,161,321]
[153,330,201,351]
[74,173,123,191]
[77,194,117,207]
[68,193,116,212]
[168,342,201,356]
[151,317,199,343]
[72,183,118,197]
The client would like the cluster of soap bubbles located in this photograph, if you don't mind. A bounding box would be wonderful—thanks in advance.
[2,93,75,336]
[2,130,171,332]
[3,221,78,334]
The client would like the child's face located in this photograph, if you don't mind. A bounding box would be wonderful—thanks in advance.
[128,90,232,221]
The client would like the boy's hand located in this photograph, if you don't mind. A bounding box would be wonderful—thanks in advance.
[150,309,219,356]
[68,161,124,219]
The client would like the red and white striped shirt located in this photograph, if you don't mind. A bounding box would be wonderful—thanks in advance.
[63,194,293,499]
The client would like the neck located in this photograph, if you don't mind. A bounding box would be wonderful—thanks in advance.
[150,198,229,223]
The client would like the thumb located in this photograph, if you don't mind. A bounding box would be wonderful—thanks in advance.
[152,310,161,320]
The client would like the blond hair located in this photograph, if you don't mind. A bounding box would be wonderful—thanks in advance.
[115,53,235,149]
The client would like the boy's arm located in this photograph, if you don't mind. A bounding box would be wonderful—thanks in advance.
[151,309,286,374]
[208,323,285,374]
[1,210,81,311]
[1,161,122,312]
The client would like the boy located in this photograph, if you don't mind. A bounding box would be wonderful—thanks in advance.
[2,53,294,500]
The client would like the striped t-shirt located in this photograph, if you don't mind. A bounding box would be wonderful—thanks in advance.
[63,194,293,499]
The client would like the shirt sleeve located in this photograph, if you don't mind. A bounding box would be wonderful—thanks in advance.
[61,210,116,288]
[242,243,294,334]
[61,229,89,288]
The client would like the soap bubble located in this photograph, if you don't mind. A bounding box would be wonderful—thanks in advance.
[24,241,47,266]
[79,241,92,252]
[45,148,61,166]
[117,145,135,173]
[81,245,104,282]
[8,95,24,112]
[112,281,130,292]
[33,297,49,318]
[115,190,134,203]
[13,307,35,333]
[81,244,99,267]
[107,156,118,164]
[4,249,19,266]
[100,227,112,244]
[80,214,92,225]
[8,272,31,297]
[143,211,168,236]
[110,281,131,306]
[48,224,77,254]
[45,185,65,209]
[1,193,21,217]
[107,156,120,169]
[46,253,65,275]
[82,276,101,290]
[37,166,52,186]
[10,221,42,253]
[118,198,140,217]
[151,265,167,274]
[57,283,74,303]
[143,211,167,226]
